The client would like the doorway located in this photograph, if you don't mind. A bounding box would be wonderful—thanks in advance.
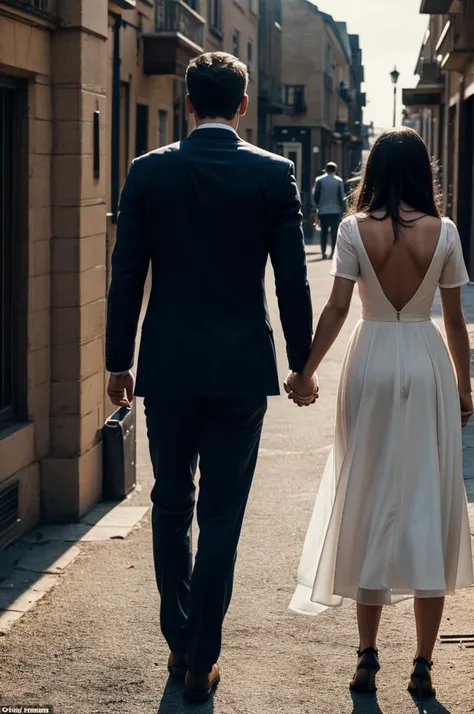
[457,96,473,274]
[0,79,27,430]
[281,141,302,189]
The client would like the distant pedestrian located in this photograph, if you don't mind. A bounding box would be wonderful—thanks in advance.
[314,161,346,260]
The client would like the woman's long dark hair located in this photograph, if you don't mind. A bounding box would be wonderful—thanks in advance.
[350,127,441,238]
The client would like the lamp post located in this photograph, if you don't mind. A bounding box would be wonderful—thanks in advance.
[390,66,400,128]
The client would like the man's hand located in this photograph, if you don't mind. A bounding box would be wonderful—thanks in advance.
[107,372,135,408]
[284,371,318,407]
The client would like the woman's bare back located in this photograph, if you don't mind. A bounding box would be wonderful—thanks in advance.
[357,209,443,312]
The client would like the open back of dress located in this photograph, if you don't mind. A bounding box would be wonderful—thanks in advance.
[290,215,474,615]
[357,214,443,312]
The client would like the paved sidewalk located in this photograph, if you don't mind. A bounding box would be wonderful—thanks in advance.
[0,252,473,714]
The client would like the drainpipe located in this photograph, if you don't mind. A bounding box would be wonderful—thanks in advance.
[111,13,122,224]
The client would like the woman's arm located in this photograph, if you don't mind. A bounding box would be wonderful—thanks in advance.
[440,287,471,391]
[287,276,354,404]
[440,286,473,424]
[303,276,355,379]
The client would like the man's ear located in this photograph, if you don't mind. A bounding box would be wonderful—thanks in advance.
[185,95,195,115]
[239,95,249,117]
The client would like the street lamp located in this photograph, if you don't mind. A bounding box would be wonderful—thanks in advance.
[390,66,400,128]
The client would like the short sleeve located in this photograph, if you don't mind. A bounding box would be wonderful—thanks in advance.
[330,218,359,281]
[439,219,470,289]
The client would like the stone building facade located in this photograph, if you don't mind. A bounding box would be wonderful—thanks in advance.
[257,0,283,151]
[0,0,111,547]
[273,0,365,236]
[0,0,264,547]
[403,0,474,277]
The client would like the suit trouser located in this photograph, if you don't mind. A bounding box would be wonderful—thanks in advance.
[145,395,267,675]
[319,213,342,257]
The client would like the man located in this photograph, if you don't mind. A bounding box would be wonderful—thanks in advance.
[106,52,314,702]
[313,161,346,260]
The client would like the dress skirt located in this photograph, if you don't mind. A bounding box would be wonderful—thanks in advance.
[290,317,474,615]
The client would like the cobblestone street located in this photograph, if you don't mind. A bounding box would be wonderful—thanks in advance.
[0,248,473,714]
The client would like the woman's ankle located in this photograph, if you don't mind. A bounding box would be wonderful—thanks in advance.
[359,641,377,653]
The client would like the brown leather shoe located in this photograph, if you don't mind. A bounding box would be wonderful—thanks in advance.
[167,652,188,681]
[184,664,220,703]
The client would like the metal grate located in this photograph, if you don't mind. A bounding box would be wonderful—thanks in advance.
[0,480,20,539]
[440,633,474,648]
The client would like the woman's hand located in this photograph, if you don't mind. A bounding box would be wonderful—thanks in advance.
[284,372,319,407]
[459,389,473,427]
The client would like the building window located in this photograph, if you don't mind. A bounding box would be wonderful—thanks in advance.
[283,85,307,114]
[135,104,149,157]
[232,28,240,58]
[247,39,253,75]
[158,110,169,147]
[324,84,331,125]
[0,81,27,427]
[173,80,188,141]
[208,0,222,31]
[246,128,253,143]
[325,43,332,74]
[184,0,199,10]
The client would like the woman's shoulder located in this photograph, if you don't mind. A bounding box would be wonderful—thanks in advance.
[340,213,368,227]
[439,216,459,239]
[441,216,457,230]
[339,215,357,236]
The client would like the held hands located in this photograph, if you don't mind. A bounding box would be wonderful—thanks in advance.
[459,389,474,427]
[107,372,135,408]
[284,372,319,407]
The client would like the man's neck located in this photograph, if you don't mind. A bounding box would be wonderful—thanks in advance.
[195,117,239,131]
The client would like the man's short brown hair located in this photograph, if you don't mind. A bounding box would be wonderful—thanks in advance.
[186,52,249,121]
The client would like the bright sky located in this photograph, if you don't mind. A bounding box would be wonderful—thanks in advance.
[313,0,428,130]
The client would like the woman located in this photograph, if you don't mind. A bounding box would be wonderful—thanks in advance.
[287,128,474,698]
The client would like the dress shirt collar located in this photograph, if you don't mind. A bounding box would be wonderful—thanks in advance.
[196,123,239,137]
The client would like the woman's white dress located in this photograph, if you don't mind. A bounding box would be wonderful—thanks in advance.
[291,216,474,614]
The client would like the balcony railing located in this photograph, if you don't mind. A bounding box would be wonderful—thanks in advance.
[417,59,443,85]
[437,13,474,72]
[143,0,204,76]
[110,0,136,9]
[154,0,204,49]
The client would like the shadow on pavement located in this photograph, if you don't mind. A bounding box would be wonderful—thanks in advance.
[157,677,214,714]
[408,693,452,713]
[350,692,452,713]
[307,256,327,263]
[350,692,385,713]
